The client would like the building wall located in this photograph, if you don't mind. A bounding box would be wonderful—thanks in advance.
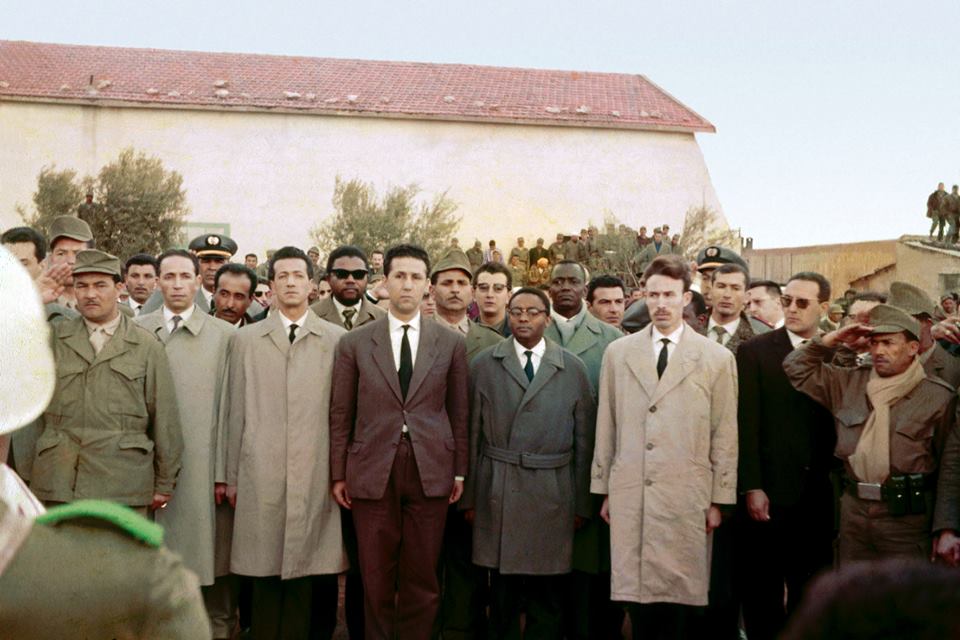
[744,239,897,291]
[894,241,960,298]
[0,101,726,257]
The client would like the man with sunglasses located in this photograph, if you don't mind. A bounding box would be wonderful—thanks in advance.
[310,245,385,331]
[736,272,838,639]
[461,287,595,638]
[784,303,960,566]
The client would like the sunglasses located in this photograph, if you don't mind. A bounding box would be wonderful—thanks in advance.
[331,269,369,280]
[780,295,818,310]
[254,291,267,298]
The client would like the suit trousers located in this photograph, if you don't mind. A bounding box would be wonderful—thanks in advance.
[352,436,449,639]
[626,603,701,640]
[341,507,366,639]
[249,574,338,640]
[738,484,834,640]
[490,571,564,640]
[838,493,932,564]
[433,505,488,640]
[690,518,739,640]
[202,574,239,639]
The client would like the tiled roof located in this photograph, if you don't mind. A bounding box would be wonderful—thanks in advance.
[0,40,714,133]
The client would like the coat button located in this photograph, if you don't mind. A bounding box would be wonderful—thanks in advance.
[645,479,653,486]
[649,406,657,413]
[646,443,654,450]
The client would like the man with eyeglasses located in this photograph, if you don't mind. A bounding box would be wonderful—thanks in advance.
[784,302,960,566]
[544,259,623,640]
[736,272,838,639]
[462,287,595,638]
[592,254,738,639]
[310,245,385,331]
[473,262,514,337]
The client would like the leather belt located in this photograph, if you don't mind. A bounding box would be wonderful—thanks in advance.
[481,444,572,469]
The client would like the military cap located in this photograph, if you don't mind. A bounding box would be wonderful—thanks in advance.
[49,215,93,245]
[867,304,920,338]
[828,303,844,314]
[697,245,748,271]
[188,233,237,258]
[72,249,121,277]
[431,248,473,278]
[888,281,936,318]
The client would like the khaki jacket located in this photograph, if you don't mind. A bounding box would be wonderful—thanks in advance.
[784,337,956,478]
[591,325,738,605]
[31,315,183,506]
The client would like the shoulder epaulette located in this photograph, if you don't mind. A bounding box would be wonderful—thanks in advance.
[36,500,164,547]
[923,375,955,394]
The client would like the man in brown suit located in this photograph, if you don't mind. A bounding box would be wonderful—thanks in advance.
[330,244,470,639]
[310,245,386,330]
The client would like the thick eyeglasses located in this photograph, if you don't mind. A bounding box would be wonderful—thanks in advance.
[331,269,369,280]
[253,291,267,298]
[508,307,547,318]
[780,295,816,310]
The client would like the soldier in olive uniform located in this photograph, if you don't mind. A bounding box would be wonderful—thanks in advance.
[510,237,530,270]
[548,233,566,263]
[945,185,960,244]
[466,240,485,273]
[0,246,211,639]
[30,250,183,514]
[430,249,503,639]
[929,182,948,241]
[784,304,960,563]
[47,215,94,311]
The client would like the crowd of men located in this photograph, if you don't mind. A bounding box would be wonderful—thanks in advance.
[3,212,960,640]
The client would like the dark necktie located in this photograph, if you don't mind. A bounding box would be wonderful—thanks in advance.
[342,308,356,330]
[713,326,727,344]
[399,325,413,399]
[171,315,182,332]
[523,350,535,382]
[656,338,670,379]
[288,323,298,344]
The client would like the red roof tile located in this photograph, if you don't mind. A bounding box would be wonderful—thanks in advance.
[0,40,714,133]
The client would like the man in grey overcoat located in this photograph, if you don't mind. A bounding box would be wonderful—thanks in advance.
[136,248,235,638]
[462,287,596,638]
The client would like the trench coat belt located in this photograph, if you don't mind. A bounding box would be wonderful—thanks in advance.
[481,444,572,469]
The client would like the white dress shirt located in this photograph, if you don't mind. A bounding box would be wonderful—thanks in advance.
[128,298,145,316]
[201,287,214,308]
[279,309,309,340]
[786,329,811,350]
[707,316,741,346]
[513,338,546,377]
[163,305,195,334]
[651,322,684,369]
[388,311,421,371]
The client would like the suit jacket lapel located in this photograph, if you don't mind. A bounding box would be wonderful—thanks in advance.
[262,313,290,356]
[495,338,530,392]
[559,313,600,356]
[625,328,658,398]
[371,320,404,404]
[405,320,439,402]
[650,327,700,405]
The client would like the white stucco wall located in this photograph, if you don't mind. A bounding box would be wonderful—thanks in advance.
[0,101,726,257]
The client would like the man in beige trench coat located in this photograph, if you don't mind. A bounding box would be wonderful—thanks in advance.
[591,255,738,640]
[225,246,348,640]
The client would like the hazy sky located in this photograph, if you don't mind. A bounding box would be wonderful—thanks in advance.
[6,0,960,248]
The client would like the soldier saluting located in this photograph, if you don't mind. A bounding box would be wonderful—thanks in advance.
[784,304,960,563]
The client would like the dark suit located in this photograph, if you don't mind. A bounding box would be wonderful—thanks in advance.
[310,296,385,329]
[312,294,384,639]
[735,328,836,640]
[330,316,469,639]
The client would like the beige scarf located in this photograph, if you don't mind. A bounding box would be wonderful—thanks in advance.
[849,357,925,483]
